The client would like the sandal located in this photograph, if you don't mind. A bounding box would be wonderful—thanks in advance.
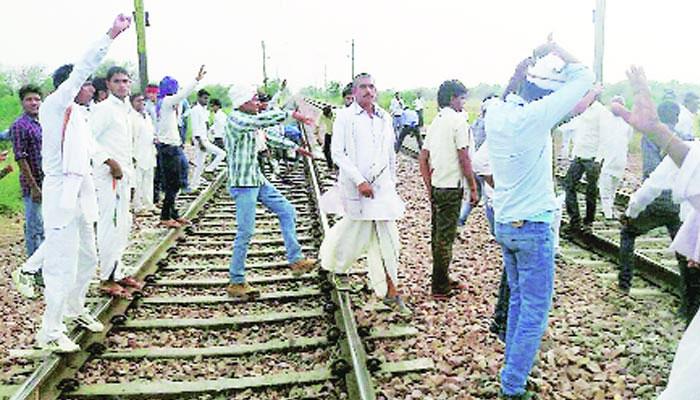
[159,220,182,229]
[100,284,132,299]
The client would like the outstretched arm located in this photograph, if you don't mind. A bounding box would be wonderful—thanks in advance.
[611,66,690,168]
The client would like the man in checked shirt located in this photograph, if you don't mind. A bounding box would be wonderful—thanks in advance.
[224,84,317,298]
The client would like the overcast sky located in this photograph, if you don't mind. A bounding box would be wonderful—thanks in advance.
[1,0,698,91]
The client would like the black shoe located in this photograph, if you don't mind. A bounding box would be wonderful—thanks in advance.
[618,282,630,294]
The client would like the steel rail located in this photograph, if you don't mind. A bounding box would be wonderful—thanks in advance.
[9,169,227,400]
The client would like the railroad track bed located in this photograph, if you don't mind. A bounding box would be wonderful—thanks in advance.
[3,147,431,399]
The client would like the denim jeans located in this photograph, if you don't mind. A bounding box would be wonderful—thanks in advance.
[229,182,303,283]
[495,220,555,396]
[178,146,189,190]
[457,176,484,226]
[23,196,44,256]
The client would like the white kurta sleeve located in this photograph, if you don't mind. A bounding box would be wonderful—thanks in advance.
[331,112,366,186]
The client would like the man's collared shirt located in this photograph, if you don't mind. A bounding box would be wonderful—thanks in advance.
[423,107,470,189]
[156,81,198,147]
[10,113,43,197]
[562,101,606,160]
[225,109,297,187]
[210,109,228,139]
[91,94,134,177]
[401,109,419,127]
[485,63,594,223]
[414,97,425,111]
[190,103,209,138]
[390,98,403,116]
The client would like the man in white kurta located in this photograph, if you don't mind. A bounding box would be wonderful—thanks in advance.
[130,93,157,213]
[191,89,225,189]
[36,14,131,352]
[597,96,633,219]
[319,73,409,314]
[90,67,139,295]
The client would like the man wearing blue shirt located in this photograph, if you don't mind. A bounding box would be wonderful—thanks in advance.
[485,41,594,399]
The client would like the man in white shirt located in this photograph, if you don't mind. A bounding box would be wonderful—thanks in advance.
[394,105,422,152]
[319,73,410,315]
[597,95,634,219]
[561,87,605,232]
[209,98,227,149]
[36,14,131,353]
[130,93,157,214]
[155,66,206,229]
[419,79,478,299]
[389,92,404,137]
[414,92,425,128]
[190,89,225,190]
[91,66,142,298]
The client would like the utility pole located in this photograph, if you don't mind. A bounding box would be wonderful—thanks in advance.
[593,0,606,82]
[351,39,355,80]
[261,40,268,87]
[323,64,328,89]
[133,0,148,92]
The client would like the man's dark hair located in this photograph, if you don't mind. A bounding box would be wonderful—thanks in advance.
[52,64,74,89]
[129,92,144,103]
[210,98,222,107]
[322,105,332,115]
[146,83,159,89]
[198,89,210,98]
[18,84,42,101]
[658,101,681,127]
[92,77,108,101]
[342,82,353,97]
[437,79,468,108]
[106,66,130,81]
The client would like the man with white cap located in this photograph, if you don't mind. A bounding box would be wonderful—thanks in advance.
[485,40,593,399]
[319,72,410,315]
[224,83,316,298]
[36,14,132,353]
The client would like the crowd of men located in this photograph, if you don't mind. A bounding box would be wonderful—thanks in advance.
[4,13,700,400]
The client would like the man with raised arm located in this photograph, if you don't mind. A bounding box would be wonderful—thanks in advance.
[36,14,131,353]
[155,66,206,228]
[485,40,594,398]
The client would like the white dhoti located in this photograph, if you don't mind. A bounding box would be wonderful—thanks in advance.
[22,242,44,273]
[320,218,400,298]
[598,172,621,219]
[133,167,155,211]
[192,137,226,188]
[38,211,98,343]
[94,166,132,281]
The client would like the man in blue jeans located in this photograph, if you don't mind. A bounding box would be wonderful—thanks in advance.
[224,83,316,298]
[485,40,593,399]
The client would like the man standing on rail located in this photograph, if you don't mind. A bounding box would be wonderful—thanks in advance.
[319,73,411,315]
[419,79,478,300]
[485,40,593,398]
[390,91,404,137]
[36,14,132,353]
[617,101,692,297]
[224,84,317,299]
[209,98,227,150]
[191,89,226,190]
[91,66,142,299]
[560,85,605,233]
[155,67,206,229]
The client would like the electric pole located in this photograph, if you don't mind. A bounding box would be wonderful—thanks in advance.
[351,39,355,80]
[261,40,268,87]
[133,0,148,92]
[593,0,606,82]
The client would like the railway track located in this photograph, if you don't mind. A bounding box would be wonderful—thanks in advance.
[304,97,680,298]
[3,122,431,399]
